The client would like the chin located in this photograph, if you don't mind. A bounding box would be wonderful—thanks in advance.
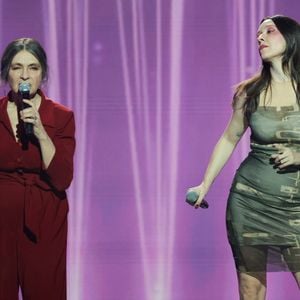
[261,55,273,63]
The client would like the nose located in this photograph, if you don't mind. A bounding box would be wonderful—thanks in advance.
[20,68,29,80]
[257,33,264,44]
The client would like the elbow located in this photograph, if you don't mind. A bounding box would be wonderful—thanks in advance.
[52,174,73,192]
[46,165,74,191]
[223,133,241,148]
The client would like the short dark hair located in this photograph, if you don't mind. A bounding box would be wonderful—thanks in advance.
[0,38,48,82]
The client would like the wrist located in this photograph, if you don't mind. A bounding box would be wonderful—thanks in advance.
[202,179,212,190]
[37,128,50,142]
[200,181,210,195]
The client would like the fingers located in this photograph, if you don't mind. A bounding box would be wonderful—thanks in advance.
[187,183,209,209]
[273,155,287,169]
[271,146,294,169]
[20,110,38,122]
[194,202,203,209]
[194,193,205,209]
[272,143,284,150]
[276,157,288,169]
[23,99,34,107]
[194,200,201,209]
[186,186,203,209]
[271,143,286,156]
[20,108,40,126]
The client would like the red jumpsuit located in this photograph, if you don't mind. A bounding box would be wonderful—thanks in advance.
[0,90,75,300]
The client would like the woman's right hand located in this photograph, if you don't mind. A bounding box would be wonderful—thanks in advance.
[187,182,209,209]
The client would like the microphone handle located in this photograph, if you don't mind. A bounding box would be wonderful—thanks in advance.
[186,190,209,209]
[21,93,33,135]
[24,121,34,135]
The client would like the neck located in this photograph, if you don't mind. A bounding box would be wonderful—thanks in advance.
[269,59,291,82]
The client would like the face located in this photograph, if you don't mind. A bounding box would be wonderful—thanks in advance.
[257,19,286,62]
[8,50,42,95]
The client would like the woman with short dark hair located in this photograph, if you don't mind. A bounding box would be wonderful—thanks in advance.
[0,38,75,299]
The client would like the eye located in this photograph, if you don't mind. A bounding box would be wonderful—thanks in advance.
[10,66,21,70]
[267,28,275,34]
[29,66,40,70]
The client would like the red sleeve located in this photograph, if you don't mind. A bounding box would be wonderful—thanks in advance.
[45,111,75,191]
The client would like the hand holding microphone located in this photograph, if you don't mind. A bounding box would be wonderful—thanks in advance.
[186,183,209,209]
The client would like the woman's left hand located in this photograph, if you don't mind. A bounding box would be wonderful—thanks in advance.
[271,144,300,169]
[19,99,48,140]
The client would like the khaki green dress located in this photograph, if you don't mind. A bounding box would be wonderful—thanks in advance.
[227,105,300,272]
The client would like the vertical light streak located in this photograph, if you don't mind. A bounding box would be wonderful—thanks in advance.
[131,0,142,113]
[66,0,89,299]
[258,0,265,21]
[231,0,238,84]
[237,0,246,81]
[75,3,89,298]
[44,0,61,100]
[65,2,78,298]
[238,0,248,159]
[155,0,165,299]
[66,0,73,110]
[131,0,154,206]
[229,0,242,169]
[116,1,151,299]
[138,0,155,198]
[250,0,257,72]
[76,0,89,217]
[0,0,3,95]
[41,1,87,299]
[234,0,250,158]
[269,0,275,15]
[134,0,153,192]
[166,1,184,299]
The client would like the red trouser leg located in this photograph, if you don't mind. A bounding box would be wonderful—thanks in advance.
[0,182,68,300]
[0,183,23,300]
[19,215,68,300]
[0,229,19,300]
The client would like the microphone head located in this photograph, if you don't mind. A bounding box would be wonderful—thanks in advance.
[18,82,31,94]
[186,191,199,202]
[185,190,209,209]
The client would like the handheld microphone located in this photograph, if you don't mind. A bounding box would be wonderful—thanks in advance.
[18,82,33,135]
[186,190,209,209]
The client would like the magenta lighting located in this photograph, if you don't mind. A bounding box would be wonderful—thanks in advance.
[2,0,300,299]
[43,0,90,299]
[117,0,185,299]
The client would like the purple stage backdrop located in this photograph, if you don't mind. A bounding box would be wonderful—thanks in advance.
[1,0,300,299]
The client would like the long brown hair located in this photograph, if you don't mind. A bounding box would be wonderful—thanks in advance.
[233,15,300,119]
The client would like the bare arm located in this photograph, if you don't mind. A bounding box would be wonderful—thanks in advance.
[190,104,248,208]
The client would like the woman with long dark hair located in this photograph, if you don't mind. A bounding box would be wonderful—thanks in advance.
[188,15,300,299]
[0,38,75,299]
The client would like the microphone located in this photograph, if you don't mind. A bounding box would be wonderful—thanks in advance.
[18,82,33,135]
[186,190,209,209]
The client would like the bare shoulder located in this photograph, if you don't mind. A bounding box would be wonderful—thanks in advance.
[232,89,247,111]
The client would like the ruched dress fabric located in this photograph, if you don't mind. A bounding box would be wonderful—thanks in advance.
[0,90,75,300]
[227,104,300,272]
